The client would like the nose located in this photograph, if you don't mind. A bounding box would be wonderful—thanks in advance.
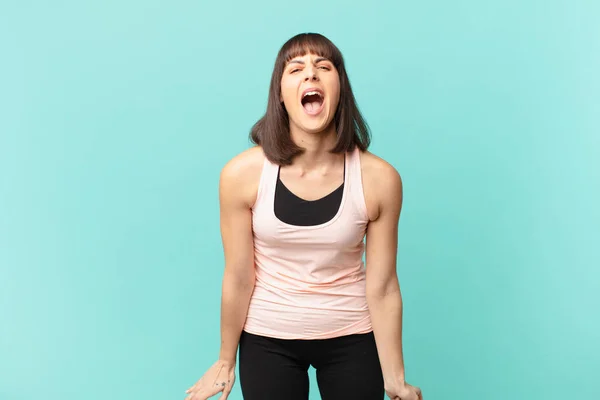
[304,67,319,81]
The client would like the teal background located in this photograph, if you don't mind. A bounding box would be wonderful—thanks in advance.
[1,0,598,399]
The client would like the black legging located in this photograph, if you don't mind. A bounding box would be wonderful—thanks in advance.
[238,330,385,399]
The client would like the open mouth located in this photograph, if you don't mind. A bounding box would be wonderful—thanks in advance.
[301,90,324,115]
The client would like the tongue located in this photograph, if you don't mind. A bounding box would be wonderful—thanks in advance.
[304,101,321,113]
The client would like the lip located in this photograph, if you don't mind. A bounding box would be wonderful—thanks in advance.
[300,87,325,116]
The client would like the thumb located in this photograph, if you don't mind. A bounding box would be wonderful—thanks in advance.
[415,386,422,399]
[218,388,231,400]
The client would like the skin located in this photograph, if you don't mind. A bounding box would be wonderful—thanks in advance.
[185,53,422,400]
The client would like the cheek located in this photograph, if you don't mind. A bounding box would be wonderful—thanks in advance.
[327,84,341,109]
[280,78,298,104]
[323,75,340,104]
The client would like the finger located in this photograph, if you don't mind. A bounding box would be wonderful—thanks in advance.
[219,388,231,400]
[191,386,220,400]
[187,391,200,400]
[186,379,202,393]
[190,391,210,400]
[185,390,204,400]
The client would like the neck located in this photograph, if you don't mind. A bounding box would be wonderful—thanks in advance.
[289,122,342,171]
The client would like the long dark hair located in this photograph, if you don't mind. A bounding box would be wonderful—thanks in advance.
[249,33,371,165]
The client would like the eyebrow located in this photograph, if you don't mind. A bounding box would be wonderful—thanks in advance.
[287,57,331,66]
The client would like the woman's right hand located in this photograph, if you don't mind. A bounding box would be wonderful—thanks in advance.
[184,360,236,400]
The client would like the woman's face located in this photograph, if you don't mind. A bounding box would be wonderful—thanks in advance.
[280,52,340,134]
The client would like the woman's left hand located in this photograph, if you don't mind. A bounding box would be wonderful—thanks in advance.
[385,380,422,400]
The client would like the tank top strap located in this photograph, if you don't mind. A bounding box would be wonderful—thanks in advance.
[347,146,369,219]
[253,152,279,210]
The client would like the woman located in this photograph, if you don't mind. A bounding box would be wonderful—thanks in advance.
[185,33,423,400]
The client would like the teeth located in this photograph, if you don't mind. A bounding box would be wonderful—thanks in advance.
[303,91,322,98]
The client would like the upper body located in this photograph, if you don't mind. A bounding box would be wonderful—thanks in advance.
[219,38,404,333]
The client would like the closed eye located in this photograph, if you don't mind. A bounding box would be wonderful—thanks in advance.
[288,65,330,73]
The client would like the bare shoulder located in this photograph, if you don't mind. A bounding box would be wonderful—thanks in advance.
[220,146,265,208]
[360,151,402,186]
[221,145,264,179]
[359,150,403,221]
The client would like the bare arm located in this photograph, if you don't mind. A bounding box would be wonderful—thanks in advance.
[217,156,257,365]
[364,159,406,386]
[184,150,262,400]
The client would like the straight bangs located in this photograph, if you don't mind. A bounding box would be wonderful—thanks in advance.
[279,34,343,70]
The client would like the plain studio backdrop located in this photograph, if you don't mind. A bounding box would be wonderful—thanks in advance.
[1,1,598,399]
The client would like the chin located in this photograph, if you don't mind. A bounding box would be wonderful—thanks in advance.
[297,118,333,135]
[297,110,334,133]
